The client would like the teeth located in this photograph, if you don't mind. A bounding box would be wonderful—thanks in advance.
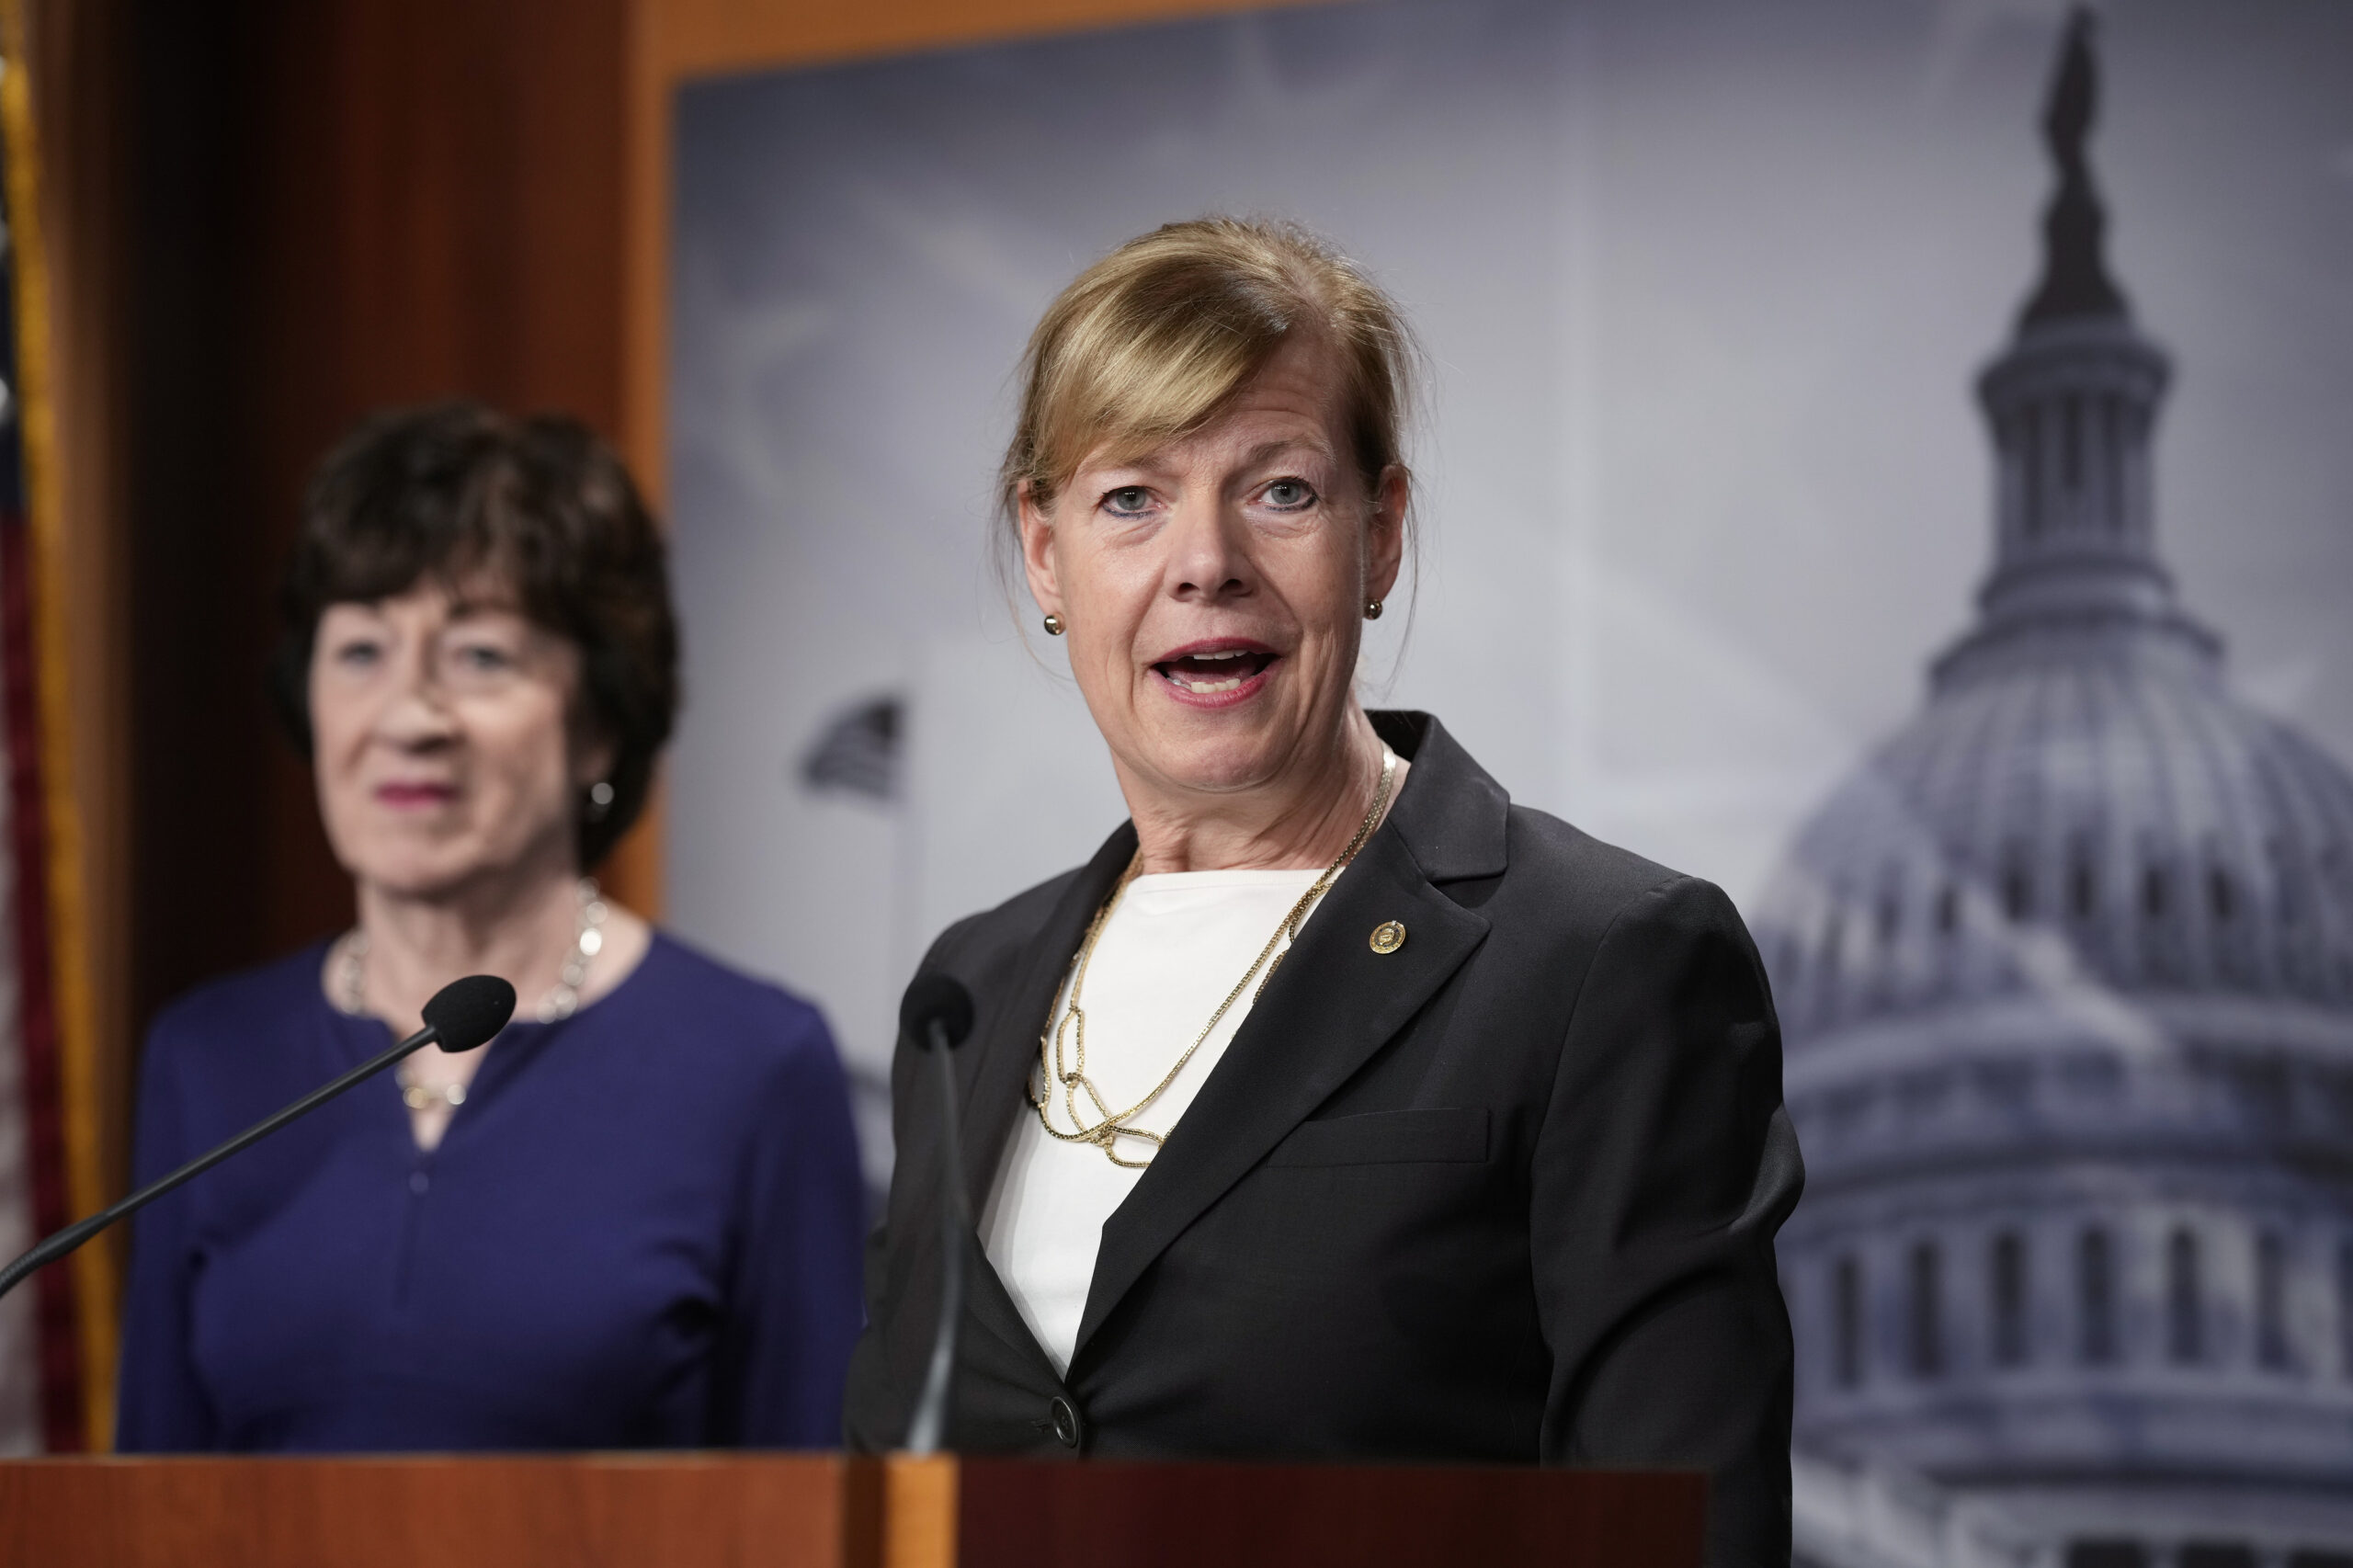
[1156,649,1265,695]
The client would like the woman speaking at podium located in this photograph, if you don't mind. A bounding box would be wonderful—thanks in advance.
[118,404,864,1451]
[845,221,1801,1564]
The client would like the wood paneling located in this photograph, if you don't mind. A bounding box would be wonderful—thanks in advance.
[657,0,1308,74]
[125,0,639,1032]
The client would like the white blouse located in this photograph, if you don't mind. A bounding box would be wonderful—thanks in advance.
[978,866,1328,1375]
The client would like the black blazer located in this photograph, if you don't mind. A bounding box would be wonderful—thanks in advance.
[845,712,1802,1566]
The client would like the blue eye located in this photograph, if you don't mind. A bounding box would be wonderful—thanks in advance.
[455,644,513,672]
[332,639,382,668]
[1263,480,1316,510]
[1102,486,1154,516]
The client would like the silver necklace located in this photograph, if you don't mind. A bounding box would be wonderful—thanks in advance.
[337,879,609,1110]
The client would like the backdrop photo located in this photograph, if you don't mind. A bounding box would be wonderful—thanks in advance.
[664,2,2353,1561]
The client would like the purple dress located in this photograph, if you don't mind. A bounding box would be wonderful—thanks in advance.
[117,933,864,1451]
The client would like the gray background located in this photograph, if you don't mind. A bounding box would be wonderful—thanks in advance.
[665,0,2353,1183]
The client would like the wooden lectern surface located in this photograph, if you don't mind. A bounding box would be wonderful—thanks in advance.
[0,1452,1704,1568]
[923,1457,1702,1568]
[0,1453,876,1568]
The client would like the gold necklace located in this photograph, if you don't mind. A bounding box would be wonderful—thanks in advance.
[1029,747,1396,1168]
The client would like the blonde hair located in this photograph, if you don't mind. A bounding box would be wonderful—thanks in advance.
[998,216,1419,545]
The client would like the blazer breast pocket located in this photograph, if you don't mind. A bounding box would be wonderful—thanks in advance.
[1265,1107,1490,1168]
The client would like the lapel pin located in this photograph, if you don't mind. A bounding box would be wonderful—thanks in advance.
[1370,920,1407,955]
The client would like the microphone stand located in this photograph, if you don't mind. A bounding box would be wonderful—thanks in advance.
[904,1010,969,1456]
[0,1019,457,1303]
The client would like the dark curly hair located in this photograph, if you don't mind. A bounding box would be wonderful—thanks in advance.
[271,402,680,869]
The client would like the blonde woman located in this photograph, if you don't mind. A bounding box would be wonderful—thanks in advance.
[846,221,1801,1566]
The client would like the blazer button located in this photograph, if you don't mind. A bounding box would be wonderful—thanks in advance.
[1049,1395,1081,1449]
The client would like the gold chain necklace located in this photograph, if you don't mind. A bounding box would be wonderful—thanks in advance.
[1029,748,1396,1168]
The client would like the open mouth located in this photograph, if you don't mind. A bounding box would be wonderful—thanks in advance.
[1152,644,1278,699]
[377,782,460,808]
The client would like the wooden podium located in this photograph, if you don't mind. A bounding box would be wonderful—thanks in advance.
[0,1453,1704,1567]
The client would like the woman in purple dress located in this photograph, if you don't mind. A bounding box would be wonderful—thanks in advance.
[117,403,863,1450]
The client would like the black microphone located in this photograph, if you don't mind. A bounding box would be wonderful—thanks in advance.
[0,973,517,1303]
[898,971,976,1455]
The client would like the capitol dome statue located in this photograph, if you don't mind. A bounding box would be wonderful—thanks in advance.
[1757,12,2353,1565]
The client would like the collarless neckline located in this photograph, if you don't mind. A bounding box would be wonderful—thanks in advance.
[1127,867,1326,892]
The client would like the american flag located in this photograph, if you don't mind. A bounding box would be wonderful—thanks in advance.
[801,695,904,804]
[0,50,90,1453]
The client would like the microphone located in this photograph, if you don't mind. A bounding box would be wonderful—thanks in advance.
[897,971,976,1456]
[0,973,516,1303]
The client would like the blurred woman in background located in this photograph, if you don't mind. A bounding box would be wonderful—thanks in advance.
[119,403,863,1450]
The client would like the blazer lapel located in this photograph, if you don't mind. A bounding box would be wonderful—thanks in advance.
[947,823,1136,1385]
[947,712,1506,1382]
[957,822,1137,1209]
[1070,818,1492,1363]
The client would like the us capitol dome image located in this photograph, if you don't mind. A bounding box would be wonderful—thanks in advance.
[1757,13,2353,1568]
